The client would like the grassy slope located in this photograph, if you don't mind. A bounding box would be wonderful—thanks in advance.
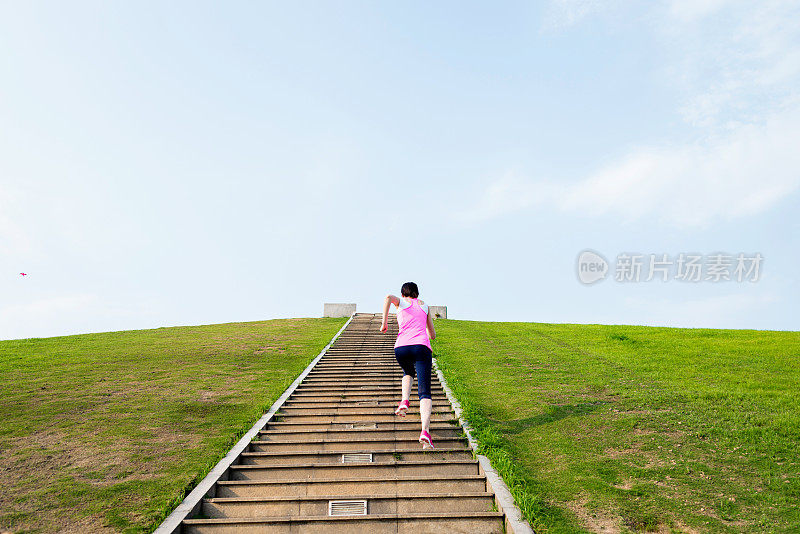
[433,320,800,533]
[0,317,346,533]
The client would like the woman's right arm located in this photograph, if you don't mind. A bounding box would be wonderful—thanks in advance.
[426,311,436,340]
[380,294,400,332]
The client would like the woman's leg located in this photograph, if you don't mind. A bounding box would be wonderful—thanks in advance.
[414,347,433,435]
[401,374,412,402]
[395,346,415,414]
[420,398,432,434]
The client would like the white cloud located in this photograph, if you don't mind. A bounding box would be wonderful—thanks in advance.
[451,172,559,224]
[541,1,800,128]
[540,0,610,30]
[562,106,800,226]
[456,104,800,227]
[462,1,800,228]
[660,0,800,128]
[668,0,730,22]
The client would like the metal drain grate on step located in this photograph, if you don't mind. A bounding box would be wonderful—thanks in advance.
[329,500,368,516]
[342,453,373,463]
[346,422,377,429]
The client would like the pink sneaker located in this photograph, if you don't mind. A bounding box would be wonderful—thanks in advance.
[395,399,410,417]
[419,430,434,449]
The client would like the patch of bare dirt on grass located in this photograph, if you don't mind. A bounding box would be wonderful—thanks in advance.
[139,425,204,452]
[254,346,286,354]
[612,408,673,416]
[56,515,116,534]
[197,390,217,402]
[0,429,124,533]
[612,479,635,491]
[567,497,622,533]
[2,419,205,533]
[28,427,106,471]
[603,447,629,459]
[3,423,195,502]
[0,513,116,534]
[651,521,701,534]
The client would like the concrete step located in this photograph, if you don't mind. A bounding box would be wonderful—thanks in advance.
[307,367,411,371]
[307,370,426,375]
[257,427,462,441]
[324,348,397,352]
[280,400,452,409]
[297,386,442,393]
[308,371,415,375]
[312,363,415,366]
[202,492,495,518]
[293,391,447,397]
[308,367,431,371]
[294,384,444,389]
[319,357,397,360]
[315,355,398,358]
[277,404,452,412]
[320,349,396,352]
[324,350,400,353]
[321,355,397,358]
[265,420,459,432]
[318,356,398,359]
[249,436,468,452]
[275,409,455,421]
[299,378,440,384]
[310,385,438,390]
[319,358,397,361]
[288,393,448,401]
[239,448,474,465]
[326,343,396,346]
[311,361,405,366]
[283,396,450,404]
[304,377,431,381]
[182,512,504,533]
[215,474,490,498]
[309,370,412,378]
[292,386,445,393]
[318,357,417,360]
[228,460,480,480]
[298,386,442,393]
[277,404,454,413]
[295,387,445,394]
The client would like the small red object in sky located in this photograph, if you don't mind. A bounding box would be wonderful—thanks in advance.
[20,272,27,276]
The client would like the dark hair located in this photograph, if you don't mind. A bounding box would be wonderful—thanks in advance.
[401,282,419,298]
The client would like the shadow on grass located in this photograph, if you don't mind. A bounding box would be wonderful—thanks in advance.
[497,401,609,434]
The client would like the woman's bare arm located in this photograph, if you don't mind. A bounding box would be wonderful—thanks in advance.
[380,294,400,332]
[426,311,436,341]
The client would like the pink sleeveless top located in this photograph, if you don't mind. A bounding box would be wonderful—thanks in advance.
[395,297,431,349]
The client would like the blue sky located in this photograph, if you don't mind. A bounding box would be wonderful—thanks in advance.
[1,1,798,339]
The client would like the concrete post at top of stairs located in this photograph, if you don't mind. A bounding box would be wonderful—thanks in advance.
[428,306,447,319]
[323,303,356,317]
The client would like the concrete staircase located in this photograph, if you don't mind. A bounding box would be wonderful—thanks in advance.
[180,313,505,533]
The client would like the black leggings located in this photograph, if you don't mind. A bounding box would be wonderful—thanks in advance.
[394,344,433,400]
